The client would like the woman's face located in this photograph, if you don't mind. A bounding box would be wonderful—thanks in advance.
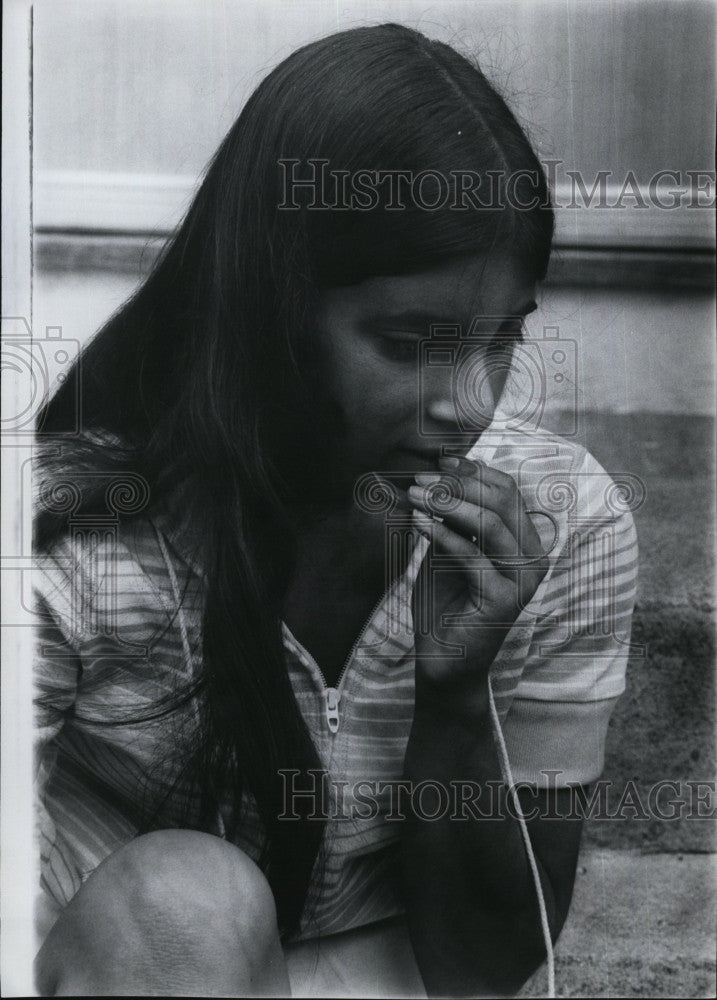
[314,254,537,482]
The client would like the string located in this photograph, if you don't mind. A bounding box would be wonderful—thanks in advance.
[488,677,556,998]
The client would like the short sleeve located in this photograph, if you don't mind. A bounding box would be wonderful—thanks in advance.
[33,566,83,909]
[501,450,639,787]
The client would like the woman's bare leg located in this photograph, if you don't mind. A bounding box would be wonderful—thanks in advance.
[35,830,290,997]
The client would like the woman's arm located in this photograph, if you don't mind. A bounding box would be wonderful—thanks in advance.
[401,684,583,998]
[401,454,598,996]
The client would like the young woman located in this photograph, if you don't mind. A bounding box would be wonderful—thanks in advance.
[33,23,638,998]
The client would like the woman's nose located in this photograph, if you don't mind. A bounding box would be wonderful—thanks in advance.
[425,396,459,426]
[422,354,496,433]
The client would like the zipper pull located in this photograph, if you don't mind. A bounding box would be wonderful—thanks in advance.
[324,687,341,734]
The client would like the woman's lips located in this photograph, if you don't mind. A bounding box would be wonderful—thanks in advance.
[405,445,472,464]
[401,450,441,470]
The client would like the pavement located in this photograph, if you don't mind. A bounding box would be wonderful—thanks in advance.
[520,848,716,998]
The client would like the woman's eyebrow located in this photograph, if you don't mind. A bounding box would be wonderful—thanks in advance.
[367,309,454,327]
[366,300,538,327]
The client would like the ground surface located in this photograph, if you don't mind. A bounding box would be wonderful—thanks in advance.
[527,412,716,998]
[521,849,716,998]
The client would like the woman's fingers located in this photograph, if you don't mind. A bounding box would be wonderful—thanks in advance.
[411,510,521,683]
[410,459,549,602]
[417,455,543,558]
[407,487,518,562]
[409,497,547,605]
[449,457,540,553]
[412,510,507,602]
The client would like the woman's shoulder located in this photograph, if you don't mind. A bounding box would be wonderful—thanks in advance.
[488,423,642,532]
[33,431,204,647]
[487,422,599,475]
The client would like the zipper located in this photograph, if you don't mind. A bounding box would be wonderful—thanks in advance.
[286,588,391,736]
[323,687,341,734]
[287,530,426,735]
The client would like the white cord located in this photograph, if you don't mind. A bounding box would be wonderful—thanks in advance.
[488,678,556,999]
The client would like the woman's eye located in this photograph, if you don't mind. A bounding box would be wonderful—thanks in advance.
[375,318,524,361]
[377,335,421,361]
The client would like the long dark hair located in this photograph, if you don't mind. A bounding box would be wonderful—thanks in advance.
[36,23,553,935]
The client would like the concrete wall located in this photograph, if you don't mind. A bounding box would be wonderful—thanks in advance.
[32,0,716,180]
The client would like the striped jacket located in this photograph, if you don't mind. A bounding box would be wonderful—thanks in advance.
[34,420,639,940]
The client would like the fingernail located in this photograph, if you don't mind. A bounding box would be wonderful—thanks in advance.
[414,473,442,486]
[412,510,433,530]
[407,485,425,502]
[439,455,461,469]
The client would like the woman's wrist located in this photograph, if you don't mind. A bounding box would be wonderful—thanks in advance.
[413,660,492,730]
[407,668,494,778]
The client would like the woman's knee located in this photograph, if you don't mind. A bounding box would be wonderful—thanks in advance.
[110,829,278,934]
[36,830,286,996]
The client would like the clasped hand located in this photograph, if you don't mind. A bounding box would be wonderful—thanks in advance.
[406,454,549,713]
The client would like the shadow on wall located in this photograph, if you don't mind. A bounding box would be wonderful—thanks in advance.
[550,410,716,853]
